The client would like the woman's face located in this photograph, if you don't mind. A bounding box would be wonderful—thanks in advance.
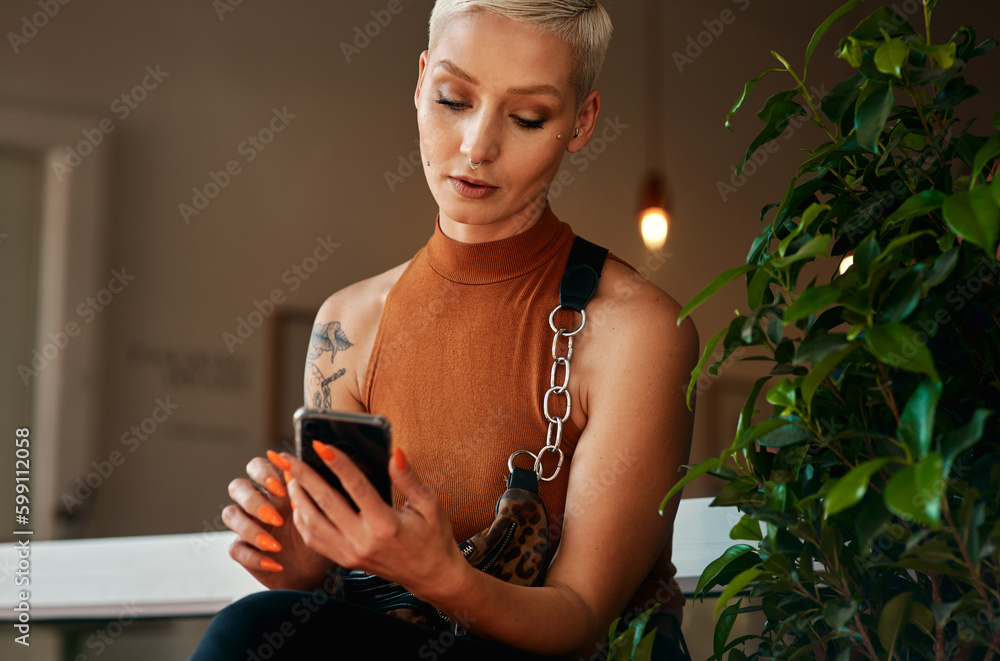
[415,12,599,241]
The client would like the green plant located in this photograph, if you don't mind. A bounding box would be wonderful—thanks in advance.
[663,1,1000,659]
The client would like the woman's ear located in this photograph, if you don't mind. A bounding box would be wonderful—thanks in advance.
[567,89,602,154]
[414,50,429,109]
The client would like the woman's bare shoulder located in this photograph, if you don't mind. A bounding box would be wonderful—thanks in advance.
[315,260,411,326]
[590,258,698,354]
[309,261,412,405]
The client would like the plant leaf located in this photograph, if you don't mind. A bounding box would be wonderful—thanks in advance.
[736,100,808,175]
[714,600,742,661]
[765,378,797,409]
[821,71,866,124]
[686,327,728,409]
[878,592,913,653]
[884,452,945,527]
[714,568,764,617]
[941,409,993,471]
[735,376,771,442]
[923,247,959,289]
[972,132,1000,185]
[883,264,926,322]
[855,81,894,153]
[875,38,909,77]
[730,514,764,542]
[864,322,939,380]
[822,598,859,631]
[885,190,947,226]
[784,285,841,325]
[726,69,784,130]
[943,186,1000,253]
[897,380,943,461]
[678,265,757,324]
[695,545,758,598]
[805,0,867,79]
[824,458,891,517]
[758,421,812,448]
[771,234,832,268]
[747,268,772,310]
[910,40,957,69]
[852,232,881,284]
[660,458,724,513]
[794,333,851,364]
[802,345,856,406]
[736,418,792,452]
[778,203,830,256]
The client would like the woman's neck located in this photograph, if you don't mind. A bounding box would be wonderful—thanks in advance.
[437,199,548,244]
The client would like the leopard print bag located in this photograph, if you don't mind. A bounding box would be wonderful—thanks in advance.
[339,466,548,632]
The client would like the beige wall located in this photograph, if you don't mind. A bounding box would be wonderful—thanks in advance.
[3,0,997,536]
[1,0,998,656]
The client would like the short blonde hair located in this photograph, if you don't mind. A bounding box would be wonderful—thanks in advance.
[428,0,613,108]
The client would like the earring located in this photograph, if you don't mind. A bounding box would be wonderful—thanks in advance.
[557,133,563,139]
[574,127,580,138]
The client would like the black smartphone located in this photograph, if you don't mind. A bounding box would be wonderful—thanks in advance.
[293,407,393,509]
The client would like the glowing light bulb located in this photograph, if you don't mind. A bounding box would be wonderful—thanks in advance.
[640,207,668,250]
[839,253,855,275]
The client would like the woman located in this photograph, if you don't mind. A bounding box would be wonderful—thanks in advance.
[192,1,698,658]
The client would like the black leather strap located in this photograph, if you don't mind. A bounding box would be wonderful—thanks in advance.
[560,236,609,313]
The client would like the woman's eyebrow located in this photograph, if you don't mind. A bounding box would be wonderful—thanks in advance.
[435,59,563,102]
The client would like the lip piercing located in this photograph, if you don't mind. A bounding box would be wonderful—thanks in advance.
[470,159,483,169]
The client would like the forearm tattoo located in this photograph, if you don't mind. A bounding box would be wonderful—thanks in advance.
[304,321,353,409]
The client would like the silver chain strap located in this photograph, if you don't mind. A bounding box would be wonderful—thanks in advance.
[507,304,586,482]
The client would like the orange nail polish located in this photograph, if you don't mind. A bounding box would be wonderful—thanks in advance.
[312,440,336,463]
[256,532,282,553]
[267,450,292,471]
[260,557,284,573]
[290,500,296,511]
[265,476,287,498]
[257,504,284,527]
[394,447,407,471]
[283,470,293,484]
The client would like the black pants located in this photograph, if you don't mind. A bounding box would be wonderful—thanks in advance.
[189,590,557,660]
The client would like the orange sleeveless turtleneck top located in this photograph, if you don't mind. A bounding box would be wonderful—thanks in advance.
[362,205,683,611]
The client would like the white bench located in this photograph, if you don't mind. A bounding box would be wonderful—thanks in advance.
[0,497,735,621]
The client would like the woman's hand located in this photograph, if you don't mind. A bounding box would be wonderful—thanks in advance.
[223,450,338,591]
[282,444,467,600]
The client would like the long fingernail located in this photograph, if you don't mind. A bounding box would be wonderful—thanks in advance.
[256,532,282,553]
[257,504,284,527]
[260,558,284,573]
[312,440,336,463]
[283,470,293,484]
[394,447,407,471]
[267,450,292,471]
[265,477,287,498]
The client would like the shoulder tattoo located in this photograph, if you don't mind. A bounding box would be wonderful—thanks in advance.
[304,321,353,410]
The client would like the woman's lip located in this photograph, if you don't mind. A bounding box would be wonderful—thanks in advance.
[449,176,499,200]
[454,175,494,187]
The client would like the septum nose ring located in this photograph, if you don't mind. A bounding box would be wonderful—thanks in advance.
[470,159,483,170]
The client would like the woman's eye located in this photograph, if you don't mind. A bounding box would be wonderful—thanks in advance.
[437,97,466,110]
[513,116,545,130]
[436,97,544,131]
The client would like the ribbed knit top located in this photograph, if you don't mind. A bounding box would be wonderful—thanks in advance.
[363,205,581,540]
[362,205,682,611]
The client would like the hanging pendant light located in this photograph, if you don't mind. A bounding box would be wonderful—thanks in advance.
[639,171,668,251]
[639,0,669,252]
